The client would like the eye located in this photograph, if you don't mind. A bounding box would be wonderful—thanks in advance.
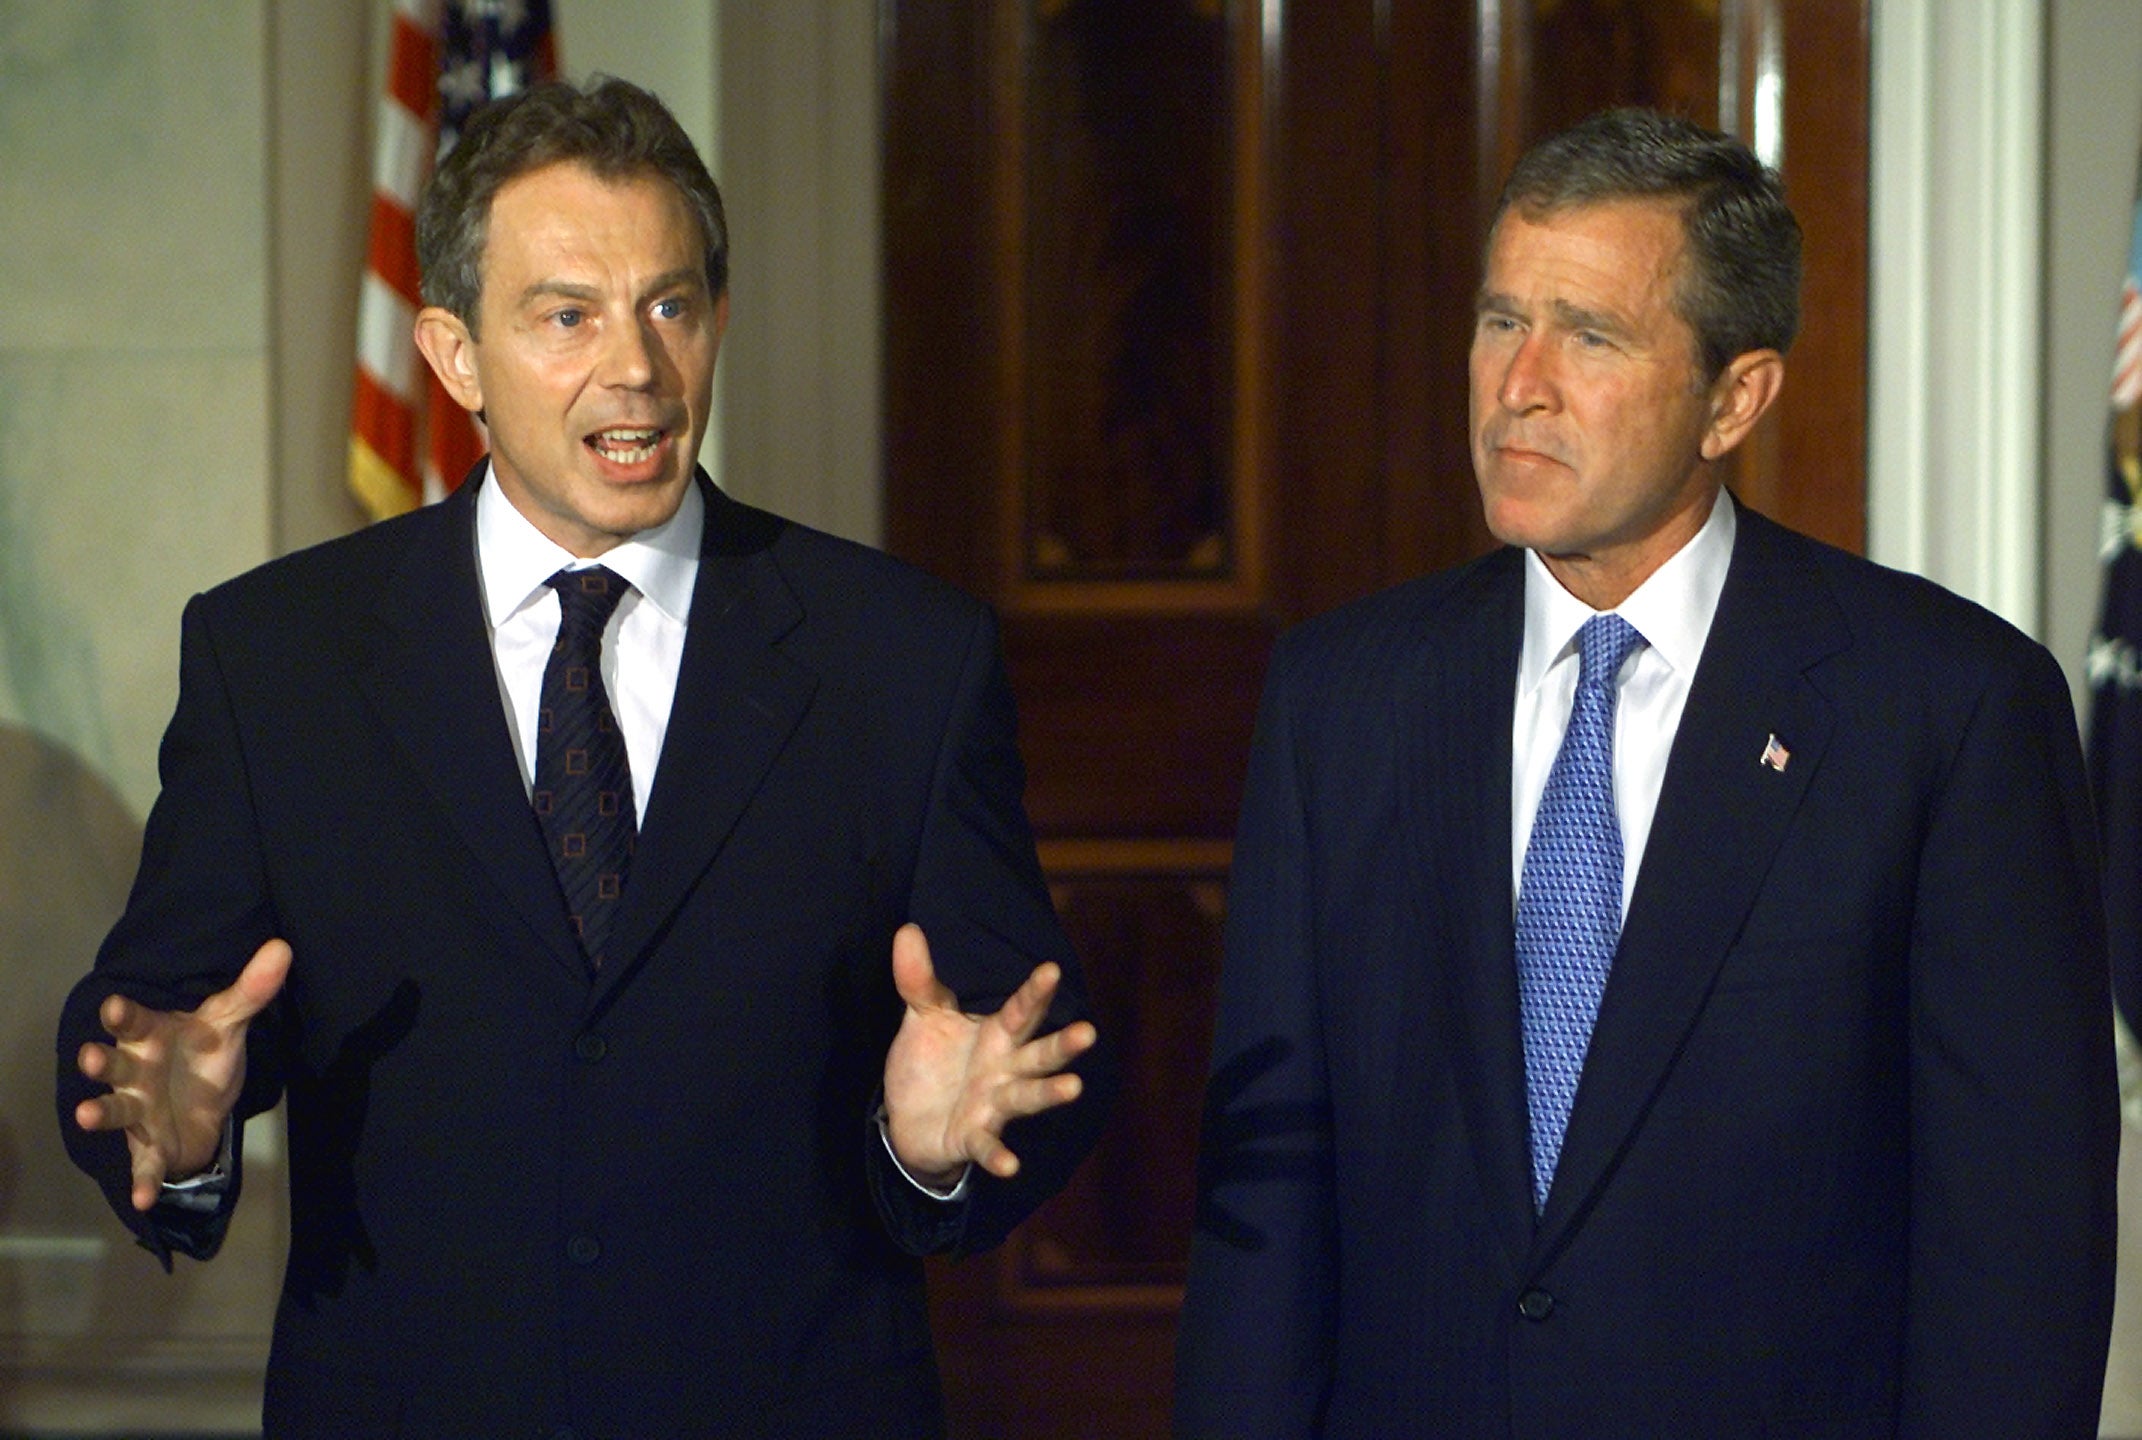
[1573,329,1612,350]
[652,296,690,321]
[550,308,585,329]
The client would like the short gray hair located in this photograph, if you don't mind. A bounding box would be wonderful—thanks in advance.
[1490,108,1800,377]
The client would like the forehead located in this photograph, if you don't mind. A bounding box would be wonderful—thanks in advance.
[480,162,703,287]
[1482,198,1689,317]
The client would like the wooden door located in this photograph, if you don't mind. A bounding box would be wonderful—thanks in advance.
[882,3,1868,1435]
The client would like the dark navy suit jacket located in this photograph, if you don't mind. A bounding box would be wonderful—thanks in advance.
[1176,504,2116,1439]
[59,471,1109,1438]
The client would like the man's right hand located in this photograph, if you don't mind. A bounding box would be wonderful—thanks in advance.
[73,937,292,1212]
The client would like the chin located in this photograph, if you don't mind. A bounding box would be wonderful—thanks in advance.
[1478,493,1548,551]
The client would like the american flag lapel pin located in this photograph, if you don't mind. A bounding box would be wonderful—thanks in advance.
[1760,733,1791,773]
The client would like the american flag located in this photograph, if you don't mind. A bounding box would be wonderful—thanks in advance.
[2086,176,2142,1028]
[349,0,556,520]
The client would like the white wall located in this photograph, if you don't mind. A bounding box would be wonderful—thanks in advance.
[711,7,883,545]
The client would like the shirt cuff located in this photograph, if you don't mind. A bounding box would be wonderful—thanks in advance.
[875,1108,971,1203]
[157,1115,236,1214]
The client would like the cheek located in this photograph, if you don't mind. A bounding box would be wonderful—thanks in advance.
[1467,344,1499,405]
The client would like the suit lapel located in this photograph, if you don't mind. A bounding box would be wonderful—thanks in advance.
[598,482,818,999]
[1398,549,1536,1269]
[1534,508,1847,1255]
[354,480,589,979]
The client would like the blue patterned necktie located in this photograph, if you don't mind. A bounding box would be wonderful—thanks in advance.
[1515,612,1646,1213]
[534,566,637,971]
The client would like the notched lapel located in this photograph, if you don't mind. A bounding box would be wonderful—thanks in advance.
[1535,512,1847,1254]
[353,486,589,980]
[599,493,817,995]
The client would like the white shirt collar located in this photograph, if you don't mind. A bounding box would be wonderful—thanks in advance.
[1518,485,1737,695]
[473,464,704,628]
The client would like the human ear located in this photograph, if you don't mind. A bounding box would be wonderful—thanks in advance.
[1698,350,1784,461]
[413,307,485,415]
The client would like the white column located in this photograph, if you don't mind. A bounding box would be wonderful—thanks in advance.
[1866,0,2044,635]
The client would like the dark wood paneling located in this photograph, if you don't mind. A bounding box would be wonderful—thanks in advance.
[1768,0,1869,551]
[1020,861,1227,1287]
[1021,0,1235,580]
[1008,616,1266,838]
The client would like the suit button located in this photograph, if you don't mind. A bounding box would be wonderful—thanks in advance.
[1517,1287,1554,1322]
[573,1033,607,1062]
[566,1233,601,1266]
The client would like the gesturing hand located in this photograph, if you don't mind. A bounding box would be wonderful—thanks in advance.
[881,923,1097,1189]
[73,937,292,1212]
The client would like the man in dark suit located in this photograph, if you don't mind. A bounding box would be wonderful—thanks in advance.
[58,77,1108,1438]
[1175,108,2117,1439]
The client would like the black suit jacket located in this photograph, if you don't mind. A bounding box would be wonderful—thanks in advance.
[58,473,1108,1438]
[1176,504,2117,1439]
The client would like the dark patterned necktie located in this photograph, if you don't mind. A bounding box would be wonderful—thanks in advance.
[1514,612,1646,1212]
[534,566,637,970]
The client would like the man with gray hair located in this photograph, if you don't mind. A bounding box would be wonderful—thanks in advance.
[1177,108,2116,1438]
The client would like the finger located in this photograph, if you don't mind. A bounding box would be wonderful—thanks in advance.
[79,1040,158,1097]
[954,1126,1020,1181]
[199,937,293,1029]
[975,1137,1020,1180]
[994,1070,1085,1121]
[128,1144,170,1213]
[939,1071,1084,1180]
[891,923,958,1013]
[1014,1019,1099,1077]
[987,961,1064,1046]
[98,991,153,1043]
[76,1041,114,1084]
[74,1092,130,1134]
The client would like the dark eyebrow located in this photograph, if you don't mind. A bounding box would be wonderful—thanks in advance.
[1473,291,1628,342]
[1549,298,1629,338]
[516,279,600,309]
[642,268,706,298]
[514,270,708,311]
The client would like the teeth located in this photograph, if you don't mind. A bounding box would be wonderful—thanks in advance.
[589,428,661,465]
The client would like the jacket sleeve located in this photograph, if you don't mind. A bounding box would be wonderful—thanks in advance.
[54,592,287,1268]
[1900,638,2118,1438]
[873,602,1116,1257]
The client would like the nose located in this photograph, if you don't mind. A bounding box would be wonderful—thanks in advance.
[1495,331,1556,415]
[599,314,660,391]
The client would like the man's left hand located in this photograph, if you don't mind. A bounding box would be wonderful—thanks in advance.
[883,922,1097,1190]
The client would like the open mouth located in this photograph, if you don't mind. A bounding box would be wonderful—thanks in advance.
[586,427,666,466]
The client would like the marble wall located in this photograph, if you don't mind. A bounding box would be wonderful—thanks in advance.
[0,3,284,1431]
[0,1,274,817]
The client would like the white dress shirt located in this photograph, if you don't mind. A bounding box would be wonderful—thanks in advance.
[1511,486,1737,912]
[474,467,702,820]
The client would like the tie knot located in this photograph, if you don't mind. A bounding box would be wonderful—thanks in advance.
[547,566,631,645]
[1576,613,1644,690]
